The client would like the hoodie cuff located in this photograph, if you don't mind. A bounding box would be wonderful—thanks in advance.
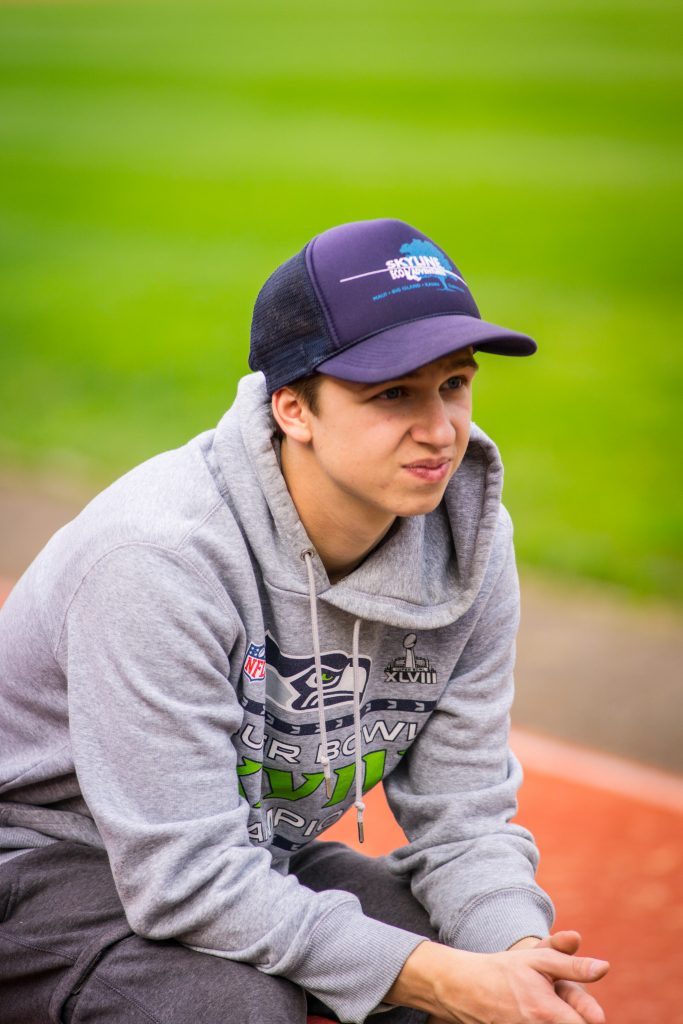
[294,902,427,1024]
[446,887,554,953]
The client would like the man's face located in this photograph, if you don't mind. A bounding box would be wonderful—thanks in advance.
[303,348,478,521]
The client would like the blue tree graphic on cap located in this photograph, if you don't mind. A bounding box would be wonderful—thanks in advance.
[399,239,465,292]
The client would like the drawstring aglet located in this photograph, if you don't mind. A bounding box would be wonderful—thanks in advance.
[355,800,365,844]
[321,757,333,799]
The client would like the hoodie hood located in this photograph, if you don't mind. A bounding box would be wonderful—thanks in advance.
[212,372,504,631]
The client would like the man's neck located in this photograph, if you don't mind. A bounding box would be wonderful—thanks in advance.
[280,437,395,583]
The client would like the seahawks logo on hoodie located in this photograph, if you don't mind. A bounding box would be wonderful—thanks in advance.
[263,633,371,713]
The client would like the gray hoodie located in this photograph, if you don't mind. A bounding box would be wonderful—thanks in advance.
[0,372,553,1022]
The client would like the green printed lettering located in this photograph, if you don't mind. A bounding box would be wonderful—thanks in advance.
[263,766,325,802]
[236,757,262,800]
[258,751,389,807]
[324,750,387,806]
[324,763,356,807]
[362,749,386,791]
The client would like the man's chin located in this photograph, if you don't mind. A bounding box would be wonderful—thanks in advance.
[393,492,448,518]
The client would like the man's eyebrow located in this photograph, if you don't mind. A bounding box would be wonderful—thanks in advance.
[443,354,479,371]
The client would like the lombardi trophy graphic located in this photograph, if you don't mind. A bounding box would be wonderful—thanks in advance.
[384,634,437,685]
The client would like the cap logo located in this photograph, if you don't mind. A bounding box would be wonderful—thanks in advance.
[339,238,466,300]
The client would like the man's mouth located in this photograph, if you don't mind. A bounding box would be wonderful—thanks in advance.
[402,458,451,483]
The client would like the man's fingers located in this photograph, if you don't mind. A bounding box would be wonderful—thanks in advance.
[532,949,610,983]
[543,991,589,1024]
[546,930,582,955]
[555,980,606,1024]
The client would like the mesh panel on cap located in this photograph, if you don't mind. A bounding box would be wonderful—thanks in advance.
[249,248,332,393]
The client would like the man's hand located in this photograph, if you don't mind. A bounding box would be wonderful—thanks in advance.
[385,933,609,1024]
[511,930,608,1024]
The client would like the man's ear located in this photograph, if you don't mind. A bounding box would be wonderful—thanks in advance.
[271,387,314,443]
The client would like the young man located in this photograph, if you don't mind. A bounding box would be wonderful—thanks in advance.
[0,218,608,1024]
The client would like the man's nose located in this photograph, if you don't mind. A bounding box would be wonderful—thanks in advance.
[409,397,456,448]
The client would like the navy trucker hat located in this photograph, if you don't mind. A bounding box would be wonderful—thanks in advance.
[249,218,536,393]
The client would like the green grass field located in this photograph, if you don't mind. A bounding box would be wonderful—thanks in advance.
[1,0,681,599]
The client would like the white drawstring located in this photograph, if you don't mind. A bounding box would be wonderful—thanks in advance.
[351,617,365,844]
[302,550,333,799]
[302,550,367,840]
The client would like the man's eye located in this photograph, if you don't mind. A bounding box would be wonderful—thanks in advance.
[443,376,464,391]
[377,386,404,400]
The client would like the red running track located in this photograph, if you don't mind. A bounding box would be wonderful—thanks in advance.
[1,578,681,1022]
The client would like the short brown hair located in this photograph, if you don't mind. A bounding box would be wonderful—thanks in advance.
[286,373,323,417]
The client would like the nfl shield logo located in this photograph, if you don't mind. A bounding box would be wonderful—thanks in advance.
[243,641,266,682]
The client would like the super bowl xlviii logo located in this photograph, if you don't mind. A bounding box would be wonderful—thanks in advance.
[384,634,437,685]
[264,633,371,713]
[340,239,466,293]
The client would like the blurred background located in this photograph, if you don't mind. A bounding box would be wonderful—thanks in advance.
[1,0,682,1018]
[1,0,681,598]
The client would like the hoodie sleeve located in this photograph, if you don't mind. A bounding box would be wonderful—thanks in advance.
[383,514,555,953]
[60,543,423,1024]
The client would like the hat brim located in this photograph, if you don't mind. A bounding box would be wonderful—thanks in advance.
[315,314,537,383]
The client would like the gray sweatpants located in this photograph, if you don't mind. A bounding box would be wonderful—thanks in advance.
[0,841,437,1023]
